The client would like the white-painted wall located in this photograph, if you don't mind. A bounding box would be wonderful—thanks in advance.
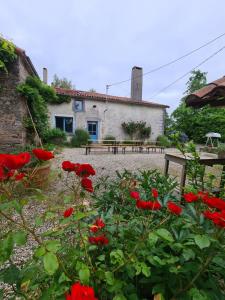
[48,99,165,141]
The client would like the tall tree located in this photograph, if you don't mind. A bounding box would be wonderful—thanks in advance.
[52,74,75,90]
[169,70,208,140]
[184,70,207,95]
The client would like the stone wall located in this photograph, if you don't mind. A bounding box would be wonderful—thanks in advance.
[48,98,166,141]
[0,56,29,151]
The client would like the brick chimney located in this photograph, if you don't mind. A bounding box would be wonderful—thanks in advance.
[43,67,48,84]
[131,66,143,100]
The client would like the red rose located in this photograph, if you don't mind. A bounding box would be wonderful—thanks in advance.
[81,178,94,193]
[15,173,25,181]
[65,282,98,300]
[197,191,209,201]
[203,210,225,228]
[152,188,158,198]
[136,199,161,210]
[88,235,109,245]
[183,192,198,203]
[130,191,140,200]
[62,161,80,172]
[64,207,74,218]
[213,210,225,228]
[203,210,220,220]
[90,218,105,233]
[76,164,95,177]
[167,201,182,215]
[203,196,225,211]
[32,148,54,161]
[0,168,16,181]
[0,153,30,170]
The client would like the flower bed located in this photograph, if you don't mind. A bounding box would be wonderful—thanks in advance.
[0,150,225,300]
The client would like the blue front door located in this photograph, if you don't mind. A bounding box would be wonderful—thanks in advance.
[87,121,98,142]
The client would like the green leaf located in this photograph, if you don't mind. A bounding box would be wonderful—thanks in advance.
[35,216,43,226]
[152,284,165,295]
[34,246,46,258]
[12,231,27,246]
[105,271,115,285]
[73,210,97,221]
[148,232,158,246]
[110,250,124,265]
[188,288,208,300]
[156,228,174,243]
[141,263,151,277]
[45,212,56,220]
[0,234,14,264]
[43,252,59,275]
[79,267,90,285]
[183,248,195,261]
[0,265,20,285]
[194,235,210,249]
[58,272,71,283]
[97,254,105,261]
[134,262,151,277]
[113,294,127,300]
[45,240,61,253]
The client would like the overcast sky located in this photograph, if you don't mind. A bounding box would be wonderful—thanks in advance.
[1,0,225,112]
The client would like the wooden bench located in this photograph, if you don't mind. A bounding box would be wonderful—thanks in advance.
[83,145,126,155]
[146,145,165,153]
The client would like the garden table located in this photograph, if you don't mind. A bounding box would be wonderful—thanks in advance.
[164,152,225,193]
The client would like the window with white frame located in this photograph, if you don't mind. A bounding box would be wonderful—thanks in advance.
[55,116,73,134]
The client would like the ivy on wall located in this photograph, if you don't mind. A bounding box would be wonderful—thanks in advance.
[17,76,57,140]
[48,93,71,104]
[0,37,17,73]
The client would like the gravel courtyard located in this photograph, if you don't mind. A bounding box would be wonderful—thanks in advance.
[54,147,182,180]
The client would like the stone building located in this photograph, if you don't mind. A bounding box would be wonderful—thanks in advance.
[48,67,169,141]
[0,46,38,151]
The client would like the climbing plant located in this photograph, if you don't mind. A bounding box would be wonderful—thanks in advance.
[48,93,71,104]
[0,37,17,73]
[17,76,57,140]
[121,121,151,140]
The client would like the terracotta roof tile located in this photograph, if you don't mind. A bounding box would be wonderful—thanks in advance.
[55,87,169,108]
[186,76,225,106]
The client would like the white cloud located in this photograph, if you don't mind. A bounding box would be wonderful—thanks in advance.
[1,0,225,112]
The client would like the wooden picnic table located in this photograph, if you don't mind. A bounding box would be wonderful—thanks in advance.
[84,144,126,155]
[83,143,164,155]
[164,151,225,193]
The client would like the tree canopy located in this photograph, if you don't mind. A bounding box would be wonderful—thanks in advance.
[52,74,75,90]
[169,70,225,143]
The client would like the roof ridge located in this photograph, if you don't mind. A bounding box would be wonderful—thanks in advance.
[54,87,168,107]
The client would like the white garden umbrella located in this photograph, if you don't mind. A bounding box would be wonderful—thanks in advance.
[205,132,221,147]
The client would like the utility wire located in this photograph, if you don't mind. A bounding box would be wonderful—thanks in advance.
[107,32,225,87]
[151,45,225,98]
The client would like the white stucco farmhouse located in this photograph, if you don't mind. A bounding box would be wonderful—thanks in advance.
[47,67,169,141]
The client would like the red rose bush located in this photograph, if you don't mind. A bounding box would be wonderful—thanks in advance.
[0,149,225,299]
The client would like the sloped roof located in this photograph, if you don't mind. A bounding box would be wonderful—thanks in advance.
[185,76,225,107]
[15,46,38,77]
[55,87,169,108]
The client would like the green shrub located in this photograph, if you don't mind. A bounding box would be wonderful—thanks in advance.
[122,140,136,145]
[0,37,17,73]
[71,128,90,147]
[156,135,172,147]
[43,128,66,145]
[139,126,151,139]
[103,135,116,144]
